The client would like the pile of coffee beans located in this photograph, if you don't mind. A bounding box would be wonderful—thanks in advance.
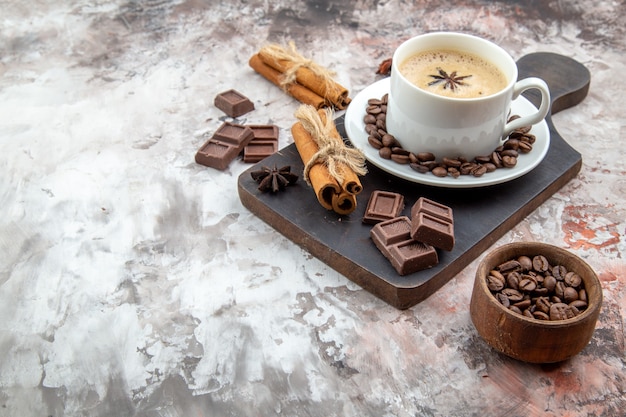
[487,255,588,321]
[363,94,536,178]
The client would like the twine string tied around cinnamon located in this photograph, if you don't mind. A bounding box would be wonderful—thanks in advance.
[295,105,367,186]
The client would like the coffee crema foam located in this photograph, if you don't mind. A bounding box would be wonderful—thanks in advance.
[399,49,507,98]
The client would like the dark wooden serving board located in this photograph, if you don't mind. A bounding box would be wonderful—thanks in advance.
[238,53,590,309]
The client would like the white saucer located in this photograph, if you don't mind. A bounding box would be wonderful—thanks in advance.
[344,78,550,188]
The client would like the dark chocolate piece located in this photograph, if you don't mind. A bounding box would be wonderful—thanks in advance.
[371,216,438,275]
[387,240,438,276]
[243,141,278,163]
[410,197,454,224]
[195,139,239,171]
[213,122,255,146]
[243,125,279,163]
[362,190,405,224]
[410,212,455,251]
[214,89,255,117]
[195,122,254,170]
[247,124,279,140]
[371,216,412,247]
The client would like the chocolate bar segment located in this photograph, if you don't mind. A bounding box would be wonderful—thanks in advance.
[195,139,239,171]
[243,125,279,163]
[370,216,412,247]
[363,190,405,224]
[213,122,255,147]
[214,89,255,117]
[371,217,438,276]
[410,197,454,224]
[387,240,438,276]
[410,212,455,251]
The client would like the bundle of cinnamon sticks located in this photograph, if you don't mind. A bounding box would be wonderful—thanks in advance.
[249,42,351,110]
[291,105,366,215]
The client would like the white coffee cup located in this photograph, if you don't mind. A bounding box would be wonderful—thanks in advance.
[386,32,550,160]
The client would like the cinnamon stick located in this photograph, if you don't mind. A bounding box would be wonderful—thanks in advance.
[258,44,351,109]
[291,105,367,215]
[291,122,340,210]
[249,54,326,109]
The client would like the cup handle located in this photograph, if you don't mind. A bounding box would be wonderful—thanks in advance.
[503,77,551,138]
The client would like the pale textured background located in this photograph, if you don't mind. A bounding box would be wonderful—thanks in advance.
[1,1,625,416]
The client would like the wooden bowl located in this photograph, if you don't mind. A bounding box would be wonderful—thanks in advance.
[470,242,603,363]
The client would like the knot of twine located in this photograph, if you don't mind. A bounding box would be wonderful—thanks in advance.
[261,42,336,91]
[295,105,367,186]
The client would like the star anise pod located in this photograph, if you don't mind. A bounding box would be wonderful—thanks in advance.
[250,165,299,193]
[428,68,472,91]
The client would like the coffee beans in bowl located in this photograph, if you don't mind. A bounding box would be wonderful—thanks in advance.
[470,242,603,363]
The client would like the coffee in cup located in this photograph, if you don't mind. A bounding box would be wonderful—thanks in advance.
[399,49,507,99]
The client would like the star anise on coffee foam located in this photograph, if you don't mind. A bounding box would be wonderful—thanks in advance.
[428,68,472,91]
[251,165,299,193]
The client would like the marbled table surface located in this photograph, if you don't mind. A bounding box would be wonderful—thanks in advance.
[1,1,625,416]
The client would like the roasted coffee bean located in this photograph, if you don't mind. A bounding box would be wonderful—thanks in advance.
[368,136,383,149]
[579,288,587,303]
[364,114,377,124]
[503,138,520,150]
[498,259,522,274]
[496,292,510,307]
[563,287,579,303]
[376,119,386,130]
[555,281,566,300]
[379,147,392,159]
[432,166,448,177]
[509,305,522,315]
[506,271,521,290]
[519,277,537,292]
[569,300,588,310]
[514,299,532,310]
[550,303,576,320]
[366,105,382,114]
[390,153,410,164]
[517,255,532,271]
[417,152,436,162]
[502,288,524,302]
[533,311,550,320]
[483,162,497,172]
[565,271,582,288]
[381,134,397,148]
[442,157,462,167]
[487,273,505,291]
[543,275,557,292]
[448,167,460,178]
[535,296,551,314]
[409,163,430,173]
[518,141,533,153]
[502,155,517,168]
[368,98,383,106]
[471,165,487,177]
[532,255,550,272]
[552,265,567,281]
